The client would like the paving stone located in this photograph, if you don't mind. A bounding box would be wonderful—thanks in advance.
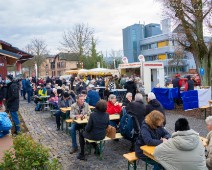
[19,99,208,170]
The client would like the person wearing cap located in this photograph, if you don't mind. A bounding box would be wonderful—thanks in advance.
[172,73,180,88]
[5,75,20,135]
[86,84,100,107]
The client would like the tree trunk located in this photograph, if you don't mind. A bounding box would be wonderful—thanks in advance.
[198,53,211,86]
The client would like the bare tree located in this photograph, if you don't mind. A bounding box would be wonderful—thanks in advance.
[159,0,212,85]
[23,39,48,77]
[169,46,186,73]
[61,23,94,61]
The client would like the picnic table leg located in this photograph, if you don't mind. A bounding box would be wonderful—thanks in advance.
[127,161,130,170]
[204,108,207,119]
[133,161,137,170]
[61,115,64,131]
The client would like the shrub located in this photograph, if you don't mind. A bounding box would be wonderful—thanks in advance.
[0,134,61,170]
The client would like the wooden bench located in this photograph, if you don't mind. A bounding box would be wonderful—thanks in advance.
[200,105,211,119]
[85,133,123,160]
[209,100,212,113]
[65,119,73,134]
[123,152,138,170]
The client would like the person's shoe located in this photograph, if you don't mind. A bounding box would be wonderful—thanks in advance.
[77,153,86,160]
[56,125,60,131]
[70,148,78,154]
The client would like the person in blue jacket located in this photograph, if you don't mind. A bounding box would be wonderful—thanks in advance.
[86,84,100,107]
[22,78,27,100]
[135,110,171,170]
[25,77,32,103]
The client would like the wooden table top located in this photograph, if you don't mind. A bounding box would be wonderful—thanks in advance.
[140,145,157,162]
[60,105,95,113]
[74,114,120,124]
[109,114,120,120]
[140,137,208,162]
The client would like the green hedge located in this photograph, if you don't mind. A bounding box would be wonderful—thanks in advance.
[0,134,61,170]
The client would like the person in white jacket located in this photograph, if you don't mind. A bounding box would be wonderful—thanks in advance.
[154,118,207,170]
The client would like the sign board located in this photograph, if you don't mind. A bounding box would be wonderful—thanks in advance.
[138,55,145,62]
[0,63,4,66]
[144,63,163,67]
[199,68,204,76]
[122,57,128,64]
[119,62,141,69]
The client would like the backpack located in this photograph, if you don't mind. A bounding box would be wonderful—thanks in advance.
[119,107,139,140]
[35,103,41,111]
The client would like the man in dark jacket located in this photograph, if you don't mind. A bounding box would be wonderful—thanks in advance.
[124,78,137,99]
[76,79,86,95]
[6,75,20,134]
[187,75,194,91]
[172,74,180,88]
[124,93,146,151]
[146,92,166,125]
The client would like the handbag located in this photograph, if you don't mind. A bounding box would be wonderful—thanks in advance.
[106,125,116,139]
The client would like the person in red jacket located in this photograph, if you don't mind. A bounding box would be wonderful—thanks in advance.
[106,94,122,128]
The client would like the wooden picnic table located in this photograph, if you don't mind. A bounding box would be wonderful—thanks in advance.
[74,114,120,124]
[60,106,95,113]
[140,136,208,162]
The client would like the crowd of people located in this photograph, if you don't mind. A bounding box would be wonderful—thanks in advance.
[0,73,211,169]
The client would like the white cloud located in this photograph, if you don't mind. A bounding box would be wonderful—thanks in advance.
[0,0,162,55]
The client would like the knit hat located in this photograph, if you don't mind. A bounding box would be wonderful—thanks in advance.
[6,75,13,81]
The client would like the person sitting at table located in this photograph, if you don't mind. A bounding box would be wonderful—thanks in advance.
[69,94,91,154]
[55,92,74,131]
[205,116,212,169]
[135,110,170,170]
[154,118,207,170]
[81,90,89,103]
[146,92,166,126]
[77,100,109,160]
[122,92,133,107]
[34,84,47,104]
[48,88,59,109]
[106,94,122,129]
[122,93,146,151]
[86,84,100,107]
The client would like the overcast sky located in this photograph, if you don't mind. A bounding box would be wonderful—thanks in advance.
[0,0,162,55]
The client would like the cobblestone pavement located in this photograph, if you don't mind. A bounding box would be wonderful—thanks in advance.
[19,99,208,170]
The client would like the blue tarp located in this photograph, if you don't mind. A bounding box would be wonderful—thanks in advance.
[152,88,179,110]
[0,112,12,138]
[181,90,199,110]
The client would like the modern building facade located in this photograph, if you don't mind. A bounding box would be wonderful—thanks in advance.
[122,24,145,63]
[140,33,195,75]
[122,19,198,76]
[144,23,162,38]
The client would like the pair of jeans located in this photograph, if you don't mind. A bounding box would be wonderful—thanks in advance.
[27,91,31,103]
[23,89,26,99]
[10,111,20,133]
[55,111,62,126]
[70,122,78,149]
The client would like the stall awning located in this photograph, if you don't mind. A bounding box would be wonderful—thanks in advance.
[0,49,21,65]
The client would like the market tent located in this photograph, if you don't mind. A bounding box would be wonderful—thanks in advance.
[65,69,88,75]
[86,68,119,76]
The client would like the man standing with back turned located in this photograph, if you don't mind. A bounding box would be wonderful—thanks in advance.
[6,75,21,135]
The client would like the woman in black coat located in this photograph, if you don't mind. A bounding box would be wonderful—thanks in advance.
[146,92,166,125]
[77,100,109,160]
